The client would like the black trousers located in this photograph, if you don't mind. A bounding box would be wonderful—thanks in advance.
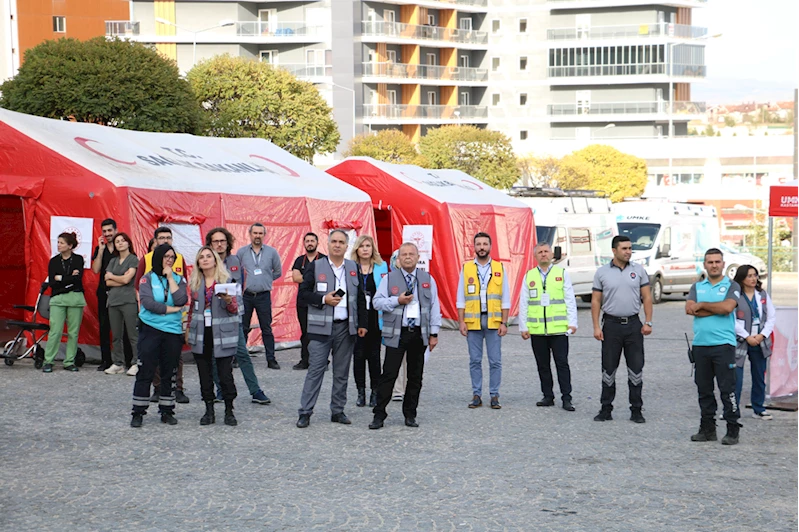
[195,327,237,404]
[600,317,644,410]
[531,334,572,402]
[353,325,382,390]
[132,323,182,414]
[243,291,276,363]
[297,303,310,364]
[373,328,425,421]
[694,344,740,423]
[97,290,112,366]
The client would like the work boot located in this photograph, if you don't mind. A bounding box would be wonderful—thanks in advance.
[630,408,646,424]
[356,388,366,407]
[721,422,741,445]
[160,412,178,425]
[369,390,378,408]
[593,407,613,422]
[690,420,718,442]
[224,401,237,426]
[200,401,215,426]
[130,413,144,428]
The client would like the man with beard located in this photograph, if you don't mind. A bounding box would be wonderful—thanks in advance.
[291,233,325,370]
[457,232,509,410]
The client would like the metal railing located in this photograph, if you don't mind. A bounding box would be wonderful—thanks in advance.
[547,23,707,41]
[267,63,332,78]
[363,104,488,120]
[105,21,140,36]
[236,21,324,37]
[362,62,488,82]
[361,21,488,45]
[548,63,707,78]
[547,101,707,116]
[548,0,707,2]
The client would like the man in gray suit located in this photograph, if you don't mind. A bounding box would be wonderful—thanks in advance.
[296,230,367,428]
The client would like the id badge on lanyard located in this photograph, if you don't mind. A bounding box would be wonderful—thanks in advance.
[204,308,212,326]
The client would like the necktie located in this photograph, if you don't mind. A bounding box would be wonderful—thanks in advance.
[406,274,415,327]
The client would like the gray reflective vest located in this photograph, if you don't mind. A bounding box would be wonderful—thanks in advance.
[381,268,433,348]
[307,259,360,336]
[187,285,242,358]
[224,254,243,284]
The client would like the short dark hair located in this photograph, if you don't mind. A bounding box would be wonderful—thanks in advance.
[147,238,156,253]
[113,232,136,256]
[101,218,117,230]
[205,227,234,255]
[249,222,266,233]
[328,229,349,243]
[704,248,723,260]
[474,232,492,245]
[58,232,78,249]
[612,235,631,249]
[154,226,172,239]
[733,264,762,291]
[304,232,319,241]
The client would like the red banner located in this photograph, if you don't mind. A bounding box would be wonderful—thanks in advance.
[769,307,798,398]
[768,185,799,217]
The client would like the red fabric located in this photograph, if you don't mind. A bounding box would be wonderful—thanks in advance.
[768,185,799,217]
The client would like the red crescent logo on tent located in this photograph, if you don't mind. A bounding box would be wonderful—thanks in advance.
[461,180,483,191]
[391,286,399,295]
[318,274,326,281]
[399,171,424,184]
[249,155,300,177]
[74,137,137,165]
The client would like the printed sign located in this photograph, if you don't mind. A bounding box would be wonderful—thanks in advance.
[769,307,798,398]
[50,216,93,268]
[402,225,433,259]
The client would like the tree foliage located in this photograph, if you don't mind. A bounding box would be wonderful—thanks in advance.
[554,144,648,202]
[0,37,202,133]
[517,154,561,187]
[187,55,339,161]
[418,125,520,189]
[345,130,428,166]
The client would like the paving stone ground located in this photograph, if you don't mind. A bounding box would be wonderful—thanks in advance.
[0,301,796,531]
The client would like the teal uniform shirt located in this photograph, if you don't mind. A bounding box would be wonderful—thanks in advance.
[688,277,741,347]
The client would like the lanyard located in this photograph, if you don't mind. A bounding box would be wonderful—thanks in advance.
[250,247,262,267]
[744,293,760,319]
[360,265,373,293]
[538,266,550,289]
[332,263,346,290]
[477,261,491,288]
[61,256,71,276]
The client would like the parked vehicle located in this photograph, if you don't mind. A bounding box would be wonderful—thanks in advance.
[511,188,616,299]
[614,201,720,304]
[719,243,768,280]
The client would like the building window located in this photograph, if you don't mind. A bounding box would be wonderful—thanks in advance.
[519,93,528,106]
[519,56,528,71]
[427,14,436,26]
[491,57,500,71]
[492,93,500,106]
[492,19,500,33]
[459,18,472,31]
[520,130,528,140]
[53,16,66,33]
[519,19,527,33]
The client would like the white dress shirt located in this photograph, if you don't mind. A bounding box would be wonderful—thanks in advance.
[518,265,578,334]
[735,290,776,338]
[373,268,442,334]
[455,259,511,311]
[327,259,348,321]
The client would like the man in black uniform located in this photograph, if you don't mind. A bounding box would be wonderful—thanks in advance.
[291,232,325,370]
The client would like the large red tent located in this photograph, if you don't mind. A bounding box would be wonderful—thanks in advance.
[0,108,375,356]
[326,157,535,322]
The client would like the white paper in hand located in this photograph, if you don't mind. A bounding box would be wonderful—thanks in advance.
[214,283,239,296]
[423,347,431,363]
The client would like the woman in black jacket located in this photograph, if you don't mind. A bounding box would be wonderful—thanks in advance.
[42,232,87,372]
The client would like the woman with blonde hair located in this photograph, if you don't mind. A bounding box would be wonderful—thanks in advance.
[349,235,388,407]
[187,246,241,426]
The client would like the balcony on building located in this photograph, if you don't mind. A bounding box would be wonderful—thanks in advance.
[267,63,332,82]
[547,101,706,122]
[361,21,488,49]
[106,21,140,37]
[547,0,707,9]
[361,62,489,85]
[109,21,325,44]
[377,0,488,13]
[363,104,488,124]
[547,23,708,43]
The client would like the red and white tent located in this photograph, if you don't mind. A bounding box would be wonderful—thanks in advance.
[326,157,535,322]
[0,108,375,352]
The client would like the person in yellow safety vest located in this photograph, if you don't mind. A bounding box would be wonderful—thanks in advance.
[457,232,510,410]
[519,242,578,412]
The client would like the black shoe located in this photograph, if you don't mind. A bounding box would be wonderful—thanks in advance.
[594,409,613,422]
[331,413,352,425]
[175,390,190,404]
[97,363,110,372]
[200,402,215,426]
[536,398,555,407]
[369,390,378,408]
[267,360,280,370]
[490,396,501,409]
[130,413,143,428]
[149,390,159,402]
[691,420,718,442]
[356,388,366,407]
[368,417,384,430]
[721,422,741,445]
[468,395,482,409]
[293,361,309,370]
[296,414,311,428]
[562,400,575,412]
[630,409,646,424]
[224,406,237,426]
[404,417,418,427]
[63,365,79,372]
[160,412,178,425]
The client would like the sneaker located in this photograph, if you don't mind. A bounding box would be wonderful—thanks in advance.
[63,365,79,372]
[175,390,190,404]
[752,411,773,420]
[43,363,54,373]
[160,412,178,425]
[392,394,404,402]
[126,365,139,376]
[252,390,271,405]
[130,413,143,428]
[490,396,501,410]
[104,364,126,375]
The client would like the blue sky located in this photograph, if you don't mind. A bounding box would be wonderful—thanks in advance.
[692,0,797,104]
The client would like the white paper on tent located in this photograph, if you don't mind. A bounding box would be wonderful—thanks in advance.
[50,216,93,268]
[214,283,240,296]
[164,223,203,266]
[402,225,433,259]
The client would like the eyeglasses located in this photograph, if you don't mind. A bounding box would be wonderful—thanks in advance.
[164,254,176,260]
[211,239,227,244]
[157,236,173,242]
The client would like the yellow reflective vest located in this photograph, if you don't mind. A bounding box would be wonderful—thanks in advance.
[462,260,504,330]
[525,266,568,335]
[144,251,186,277]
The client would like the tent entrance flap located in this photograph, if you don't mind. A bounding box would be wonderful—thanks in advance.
[0,196,26,321]
[374,209,393,262]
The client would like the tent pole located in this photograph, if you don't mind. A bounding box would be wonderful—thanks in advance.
[767,217,774,296]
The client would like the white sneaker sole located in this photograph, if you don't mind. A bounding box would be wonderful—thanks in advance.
[752,412,773,420]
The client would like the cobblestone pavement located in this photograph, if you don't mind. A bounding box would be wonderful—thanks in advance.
[1,301,796,531]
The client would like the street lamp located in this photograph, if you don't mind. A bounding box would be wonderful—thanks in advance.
[324,82,356,141]
[155,17,235,68]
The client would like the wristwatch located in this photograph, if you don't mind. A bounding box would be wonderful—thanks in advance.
[500,322,507,326]
[645,321,653,327]
[430,333,438,338]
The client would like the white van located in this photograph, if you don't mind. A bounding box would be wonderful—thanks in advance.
[614,201,720,303]
[511,188,616,299]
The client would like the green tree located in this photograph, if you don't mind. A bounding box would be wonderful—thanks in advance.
[344,129,427,166]
[724,115,736,127]
[554,144,647,202]
[418,125,520,189]
[705,124,716,136]
[517,154,561,187]
[0,37,202,133]
[187,55,339,161]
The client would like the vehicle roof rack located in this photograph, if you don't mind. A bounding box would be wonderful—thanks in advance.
[510,187,606,198]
